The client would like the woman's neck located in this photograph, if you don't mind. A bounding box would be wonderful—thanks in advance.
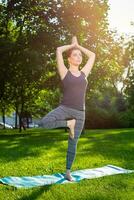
[68,67,79,72]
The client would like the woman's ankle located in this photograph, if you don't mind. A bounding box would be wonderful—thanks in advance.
[66,169,70,173]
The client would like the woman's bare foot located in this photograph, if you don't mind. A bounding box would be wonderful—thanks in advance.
[65,170,74,181]
[67,119,76,139]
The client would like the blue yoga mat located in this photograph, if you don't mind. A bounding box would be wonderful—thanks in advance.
[0,165,133,188]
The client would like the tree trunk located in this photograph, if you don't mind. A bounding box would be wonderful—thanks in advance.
[2,108,5,129]
[15,104,18,129]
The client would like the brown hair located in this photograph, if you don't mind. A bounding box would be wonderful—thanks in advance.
[66,47,80,58]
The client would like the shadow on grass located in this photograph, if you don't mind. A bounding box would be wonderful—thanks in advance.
[48,128,134,170]
[0,128,134,170]
[19,185,52,200]
[74,128,134,169]
[0,128,68,163]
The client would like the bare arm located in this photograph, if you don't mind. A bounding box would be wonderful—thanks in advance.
[78,44,96,78]
[56,43,76,80]
[57,43,76,53]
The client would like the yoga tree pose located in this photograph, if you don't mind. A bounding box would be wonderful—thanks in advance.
[38,36,96,181]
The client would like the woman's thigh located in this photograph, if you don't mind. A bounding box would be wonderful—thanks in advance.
[40,105,74,122]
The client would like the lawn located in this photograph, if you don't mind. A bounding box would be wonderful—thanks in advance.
[0,127,134,200]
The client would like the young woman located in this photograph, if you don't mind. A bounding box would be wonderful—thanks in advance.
[38,36,96,181]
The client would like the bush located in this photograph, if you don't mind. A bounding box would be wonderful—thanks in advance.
[85,107,134,129]
[117,110,134,128]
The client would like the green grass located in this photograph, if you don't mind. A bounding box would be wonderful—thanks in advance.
[0,127,134,200]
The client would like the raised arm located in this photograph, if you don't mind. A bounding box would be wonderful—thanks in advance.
[77,44,96,78]
[56,43,76,80]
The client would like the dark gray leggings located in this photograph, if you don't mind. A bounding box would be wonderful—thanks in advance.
[38,105,85,170]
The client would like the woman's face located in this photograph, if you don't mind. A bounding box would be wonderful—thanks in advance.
[68,49,82,66]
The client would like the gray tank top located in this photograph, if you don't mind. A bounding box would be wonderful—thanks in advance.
[59,70,88,111]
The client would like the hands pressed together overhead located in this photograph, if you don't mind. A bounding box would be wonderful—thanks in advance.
[56,35,96,78]
[71,36,80,48]
[71,35,95,58]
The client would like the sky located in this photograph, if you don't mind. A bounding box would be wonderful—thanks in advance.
[108,0,134,36]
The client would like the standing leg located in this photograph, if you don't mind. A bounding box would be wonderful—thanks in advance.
[65,110,85,181]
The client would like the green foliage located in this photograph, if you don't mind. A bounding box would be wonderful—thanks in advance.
[124,68,134,111]
[85,88,130,128]
[117,110,134,128]
[31,88,61,117]
[0,0,134,130]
